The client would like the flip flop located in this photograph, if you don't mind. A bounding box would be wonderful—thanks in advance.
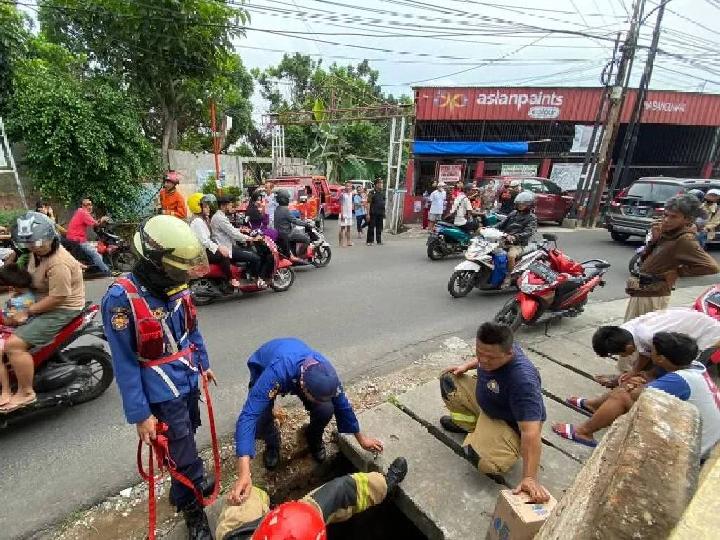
[565,396,594,414]
[0,396,37,414]
[552,423,598,448]
[593,374,620,388]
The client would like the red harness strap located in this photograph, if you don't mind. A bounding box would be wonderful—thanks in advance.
[137,369,221,540]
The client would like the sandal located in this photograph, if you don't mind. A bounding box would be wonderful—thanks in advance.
[0,394,37,414]
[552,423,597,448]
[565,396,595,414]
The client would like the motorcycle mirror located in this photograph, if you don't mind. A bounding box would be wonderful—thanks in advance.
[299,195,308,203]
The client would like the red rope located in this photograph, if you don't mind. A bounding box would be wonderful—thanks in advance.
[137,370,221,540]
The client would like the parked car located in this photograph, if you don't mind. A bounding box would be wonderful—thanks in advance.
[604,177,720,243]
[482,176,574,224]
[350,179,374,191]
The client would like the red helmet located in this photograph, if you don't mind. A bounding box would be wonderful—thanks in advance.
[251,501,326,540]
[163,170,180,185]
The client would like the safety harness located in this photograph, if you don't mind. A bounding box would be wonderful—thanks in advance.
[114,278,220,540]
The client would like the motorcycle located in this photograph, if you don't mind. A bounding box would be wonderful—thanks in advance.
[494,257,611,331]
[63,221,138,276]
[189,232,295,305]
[447,230,552,298]
[287,222,332,268]
[427,221,478,261]
[692,285,720,368]
[1,303,113,428]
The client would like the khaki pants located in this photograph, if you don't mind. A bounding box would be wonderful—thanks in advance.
[215,473,387,540]
[440,372,521,474]
[624,295,670,322]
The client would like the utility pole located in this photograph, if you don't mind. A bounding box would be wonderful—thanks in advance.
[604,0,668,212]
[209,100,222,193]
[583,0,645,227]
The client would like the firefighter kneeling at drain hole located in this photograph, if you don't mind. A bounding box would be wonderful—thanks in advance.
[101,215,216,539]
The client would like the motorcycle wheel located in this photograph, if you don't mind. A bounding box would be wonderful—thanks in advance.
[448,271,475,298]
[110,249,138,273]
[427,240,446,260]
[494,298,523,331]
[189,280,214,306]
[311,246,332,267]
[68,346,114,404]
[628,252,642,274]
[271,267,295,292]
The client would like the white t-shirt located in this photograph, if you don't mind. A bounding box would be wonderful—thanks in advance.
[429,189,446,214]
[622,308,720,355]
[340,191,354,218]
[451,194,473,226]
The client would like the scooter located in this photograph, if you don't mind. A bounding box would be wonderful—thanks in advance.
[427,221,477,260]
[287,222,332,268]
[63,221,138,276]
[494,257,610,331]
[1,303,113,428]
[189,232,295,305]
[447,229,550,298]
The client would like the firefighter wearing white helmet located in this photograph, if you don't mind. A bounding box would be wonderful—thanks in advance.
[101,215,215,539]
[701,188,720,244]
[496,191,538,286]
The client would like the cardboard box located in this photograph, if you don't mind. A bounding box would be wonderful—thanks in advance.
[486,489,557,540]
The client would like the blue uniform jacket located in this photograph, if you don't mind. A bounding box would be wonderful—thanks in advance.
[101,274,210,424]
[235,337,360,457]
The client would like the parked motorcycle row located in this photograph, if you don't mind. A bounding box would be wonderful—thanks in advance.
[428,219,612,331]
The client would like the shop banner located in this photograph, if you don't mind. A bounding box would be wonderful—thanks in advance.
[501,163,537,177]
[550,163,584,192]
[437,164,463,183]
[570,125,599,153]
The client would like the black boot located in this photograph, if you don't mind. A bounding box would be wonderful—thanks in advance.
[263,446,280,470]
[304,427,327,463]
[384,457,408,495]
[181,500,212,540]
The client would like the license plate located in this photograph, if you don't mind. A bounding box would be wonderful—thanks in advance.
[636,208,648,216]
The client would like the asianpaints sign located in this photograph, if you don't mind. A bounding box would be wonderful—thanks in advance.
[476,90,565,119]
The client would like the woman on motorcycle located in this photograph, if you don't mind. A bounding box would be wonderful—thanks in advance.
[246,190,279,242]
[188,192,241,289]
[274,190,311,261]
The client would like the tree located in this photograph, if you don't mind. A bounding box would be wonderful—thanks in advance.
[7,37,158,218]
[39,0,251,164]
[0,3,29,115]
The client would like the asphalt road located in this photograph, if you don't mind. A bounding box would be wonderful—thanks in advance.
[2,224,719,539]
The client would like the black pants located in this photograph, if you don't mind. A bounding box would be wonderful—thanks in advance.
[356,214,367,233]
[256,392,335,452]
[231,246,262,278]
[149,391,203,511]
[366,215,383,244]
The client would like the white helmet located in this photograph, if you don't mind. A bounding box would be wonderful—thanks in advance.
[706,188,720,198]
[509,179,522,188]
[514,191,536,207]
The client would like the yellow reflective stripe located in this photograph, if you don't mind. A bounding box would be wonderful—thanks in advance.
[253,486,270,507]
[352,473,370,512]
[451,412,477,424]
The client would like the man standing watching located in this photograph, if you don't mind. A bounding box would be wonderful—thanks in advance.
[263,181,278,228]
[66,198,111,277]
[338,182,354,247]
[626,193,719,320]
[159,170,188,219]
[439,322,550,503]
[428,182,447,229]
[366,179,386,246]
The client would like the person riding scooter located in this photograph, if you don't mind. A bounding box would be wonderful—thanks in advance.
[274,190,312,262]
[499,179,522,215]
[495,191,538,286]
[447,184,479,235]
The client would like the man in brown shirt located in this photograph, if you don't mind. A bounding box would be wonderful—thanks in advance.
[1,212,85,412]
[625,193,719,321]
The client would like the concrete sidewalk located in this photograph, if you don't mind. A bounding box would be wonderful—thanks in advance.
[340,285,711,540]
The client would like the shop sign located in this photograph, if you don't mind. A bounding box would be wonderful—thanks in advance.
[501,163,537,177]
[437,164,463,183]
[550,163,584,191]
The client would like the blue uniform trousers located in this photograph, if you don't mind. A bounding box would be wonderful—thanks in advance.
[150,390,204,510]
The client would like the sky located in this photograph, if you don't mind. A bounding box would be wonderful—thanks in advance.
[233,0,720,119]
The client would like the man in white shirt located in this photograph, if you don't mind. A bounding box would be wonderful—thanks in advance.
[449,184,476,233]
[338,182,355,247]
[263,181,278,228]
[428,183,446,227]
[592,307,720,386]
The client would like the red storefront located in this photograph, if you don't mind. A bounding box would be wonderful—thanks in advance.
[404,86,720,222]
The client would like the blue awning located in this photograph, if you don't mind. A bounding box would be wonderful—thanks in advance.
[412,141,529,156]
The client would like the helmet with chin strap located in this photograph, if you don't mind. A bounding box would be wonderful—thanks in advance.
[14,211,57,248]
[514,191,536,208]
[251,501,326,540]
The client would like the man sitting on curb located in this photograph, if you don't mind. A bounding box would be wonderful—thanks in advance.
[553,332,720,458]
[439,322,550,503]
[218,457,408,539]
[592,308,720,388]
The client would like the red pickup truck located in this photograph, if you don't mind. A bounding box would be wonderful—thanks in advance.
[273,175,331,230]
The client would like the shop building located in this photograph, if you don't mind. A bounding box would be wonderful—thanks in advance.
[403,86,720,222]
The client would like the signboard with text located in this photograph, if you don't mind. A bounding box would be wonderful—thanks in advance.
[437,164,463,184]
[550,163,584,192]
[501,163,538,177]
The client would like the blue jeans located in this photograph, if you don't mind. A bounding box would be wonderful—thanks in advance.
[79,242,110,274]
[698,231,708,249]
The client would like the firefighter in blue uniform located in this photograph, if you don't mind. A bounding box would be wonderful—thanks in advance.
[102,215,215,540]
[228,337,385,505]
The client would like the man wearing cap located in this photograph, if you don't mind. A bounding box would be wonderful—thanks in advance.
[428,182,446,229]
[230,338,384,504]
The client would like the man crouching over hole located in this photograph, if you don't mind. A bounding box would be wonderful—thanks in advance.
[439,322,550,503]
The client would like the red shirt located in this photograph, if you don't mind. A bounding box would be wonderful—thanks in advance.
[66,207,97,242]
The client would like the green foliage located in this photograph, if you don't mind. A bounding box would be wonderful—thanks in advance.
[200,178,241,198]
[39,0,253,162]
[7,37,159,218]
[0,208,26,227]
[0,3,29,114]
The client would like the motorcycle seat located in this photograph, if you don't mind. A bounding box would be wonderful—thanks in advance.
[437,221,457,228]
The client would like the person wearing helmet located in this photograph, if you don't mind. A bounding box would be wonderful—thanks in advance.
[495,191,538,284]
[700,188,720,247]
[230,338,385,501]
[218,457,408,540]
[1,212,86,413]
[159,170,188,219]
[274,190,312,260]
[188,193,240,288]
[66,197,112,276]
[499,179,522,215]
[211,196,267,287]
[101,215,214,539]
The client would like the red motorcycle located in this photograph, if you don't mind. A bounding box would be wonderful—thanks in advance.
[189,232,295,305]
[693,285,720,366]
[1,303,113,428]
[494,250,611,331]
